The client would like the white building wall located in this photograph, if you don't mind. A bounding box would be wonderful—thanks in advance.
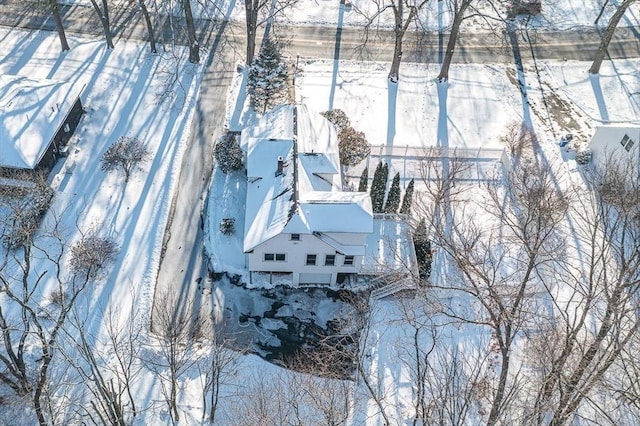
[590,126,640,170]
[247,233,364,285]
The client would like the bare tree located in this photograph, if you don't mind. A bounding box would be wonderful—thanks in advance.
[393,291,487,425]
[89,0,114,49]
[527,154,640,425]
[345,295,391,425]
[58,288,143,425]
[146,291,205,422]
[0,217,118,425]
[183,0,200,63]
[137,0,157,53]
[417,128,569,424]
[437,0,474,82]
[100,136,151,183]
[589,0,637,74]
[244,0,299,64]
[38,0,70,51]
[68,232,118,280]
[355,0,430,82]
[199,322,241,424]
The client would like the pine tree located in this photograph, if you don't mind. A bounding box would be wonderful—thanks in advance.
[413,218,432,280]
[400,178,415,214]
[384,172,401,213]
[370,162,383,213]
[358,167,369,192]
[370,162,388,213]
[247,38,288,113]
[214,133,244,173]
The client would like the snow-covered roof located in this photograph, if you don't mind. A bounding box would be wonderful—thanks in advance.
[0,75,83,169]
[299,192,372,234]
[243,104,373,252]
[244,138,296,252]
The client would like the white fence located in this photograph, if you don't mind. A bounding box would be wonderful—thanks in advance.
[345,145,509,188]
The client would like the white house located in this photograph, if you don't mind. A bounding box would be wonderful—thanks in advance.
[0,75,84,172]
[588,124,640,171]
[242,104,374,286]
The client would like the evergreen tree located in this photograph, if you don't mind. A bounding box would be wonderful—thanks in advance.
[370,162,388,213]
[358,167,369,192]
[400,178,415,214]
[247,38,288,113]
[321,109,351,130]
[370,162,384,213]
[384,172,401,213]
[338,126,370,167]
[413,218,432,280]
[214,133,244,173]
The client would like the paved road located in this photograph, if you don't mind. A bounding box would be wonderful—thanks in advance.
[2,1,640,64]
[277,24,640,63]
[153,28,235,324]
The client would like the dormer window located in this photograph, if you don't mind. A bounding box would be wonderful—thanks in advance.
[620,134,635,152]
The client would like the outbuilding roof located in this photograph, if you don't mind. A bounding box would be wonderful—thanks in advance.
[0,75,83,169]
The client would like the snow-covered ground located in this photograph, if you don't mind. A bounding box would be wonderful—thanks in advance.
[0,26,204,423]
[3,0,640,422]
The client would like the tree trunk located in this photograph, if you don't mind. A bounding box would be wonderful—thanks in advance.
[245,0,258,64]
[437,0,471,82]
[487,349,510,426]
[90,0,114,49]
[388,29,403,82]
[589,0,635,74]
[49,0,70,51]
[183,0,200,63]
[138,0,157,53]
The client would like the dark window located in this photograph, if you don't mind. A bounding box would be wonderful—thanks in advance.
[344,255,354,266]
[291,233,301,241]
[325,255,336,266]
[275,253,286,261]
[306,254,317,265]
[621,134,635,152]
[264,253,274,261]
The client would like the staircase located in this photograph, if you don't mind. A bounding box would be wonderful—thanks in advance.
[369,271,416,300]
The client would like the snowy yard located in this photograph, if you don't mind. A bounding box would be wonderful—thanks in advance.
[3,0,640,422]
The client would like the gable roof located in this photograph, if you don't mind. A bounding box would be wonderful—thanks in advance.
[0,75,83,169]
[243,105,373,252]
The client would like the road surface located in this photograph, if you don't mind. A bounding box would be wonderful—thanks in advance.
[152,27,235,324]
[2,1,640,63]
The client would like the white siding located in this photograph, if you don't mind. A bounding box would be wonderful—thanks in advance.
[247,232,364,285]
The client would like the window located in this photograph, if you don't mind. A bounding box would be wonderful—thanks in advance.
[264,253,286,262]
[306,254,317,265]
[325,255,336,266]
[620,134,635,152]
[290,233,300,241]
[343,255,354,266]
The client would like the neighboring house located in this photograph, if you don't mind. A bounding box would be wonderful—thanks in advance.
[0,75,84,173]
[242,104,374,286]
[589,124,640,171]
